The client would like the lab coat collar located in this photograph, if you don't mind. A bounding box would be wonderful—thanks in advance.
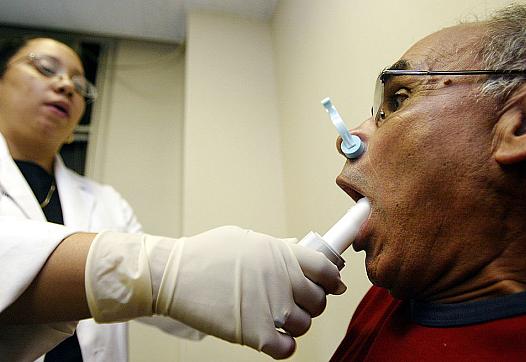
[0,132,46,221]
[54,157,94,230]
[0,132,95,229]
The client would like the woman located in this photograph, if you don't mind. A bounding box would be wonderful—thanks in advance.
[0,36,203,361]
[0,37,344,361]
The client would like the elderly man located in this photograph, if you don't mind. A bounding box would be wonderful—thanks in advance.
[331,4,526,361]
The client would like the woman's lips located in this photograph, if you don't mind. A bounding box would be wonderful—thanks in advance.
[44,101,70,119]
[45,105,68,118]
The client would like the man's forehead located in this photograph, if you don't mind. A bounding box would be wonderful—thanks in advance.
[395,24,485,71]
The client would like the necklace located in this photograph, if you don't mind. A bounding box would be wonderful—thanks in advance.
[40,179,56,208]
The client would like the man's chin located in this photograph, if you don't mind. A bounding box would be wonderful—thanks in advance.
[386,286,413,300]
[366,264,415,300]
[383,281,421,301]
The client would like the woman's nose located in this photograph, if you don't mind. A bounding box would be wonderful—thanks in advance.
[53,75,75,98]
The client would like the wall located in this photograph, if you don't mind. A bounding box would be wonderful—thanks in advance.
[85,39,186,361]
[182,11,287,237]
[271,0,515,360]
[88,12,287,361]
[173,10,288,361]
[88,39,184,237]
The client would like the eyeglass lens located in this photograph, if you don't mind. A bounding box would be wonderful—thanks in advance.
[372,73,385,122]
[30,54,97,101]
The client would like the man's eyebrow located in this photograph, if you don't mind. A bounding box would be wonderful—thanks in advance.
[387,59,411,71]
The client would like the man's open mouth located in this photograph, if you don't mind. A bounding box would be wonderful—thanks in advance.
[336,175,365,203]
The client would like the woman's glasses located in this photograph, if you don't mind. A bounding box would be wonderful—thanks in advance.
[25,53,98,102]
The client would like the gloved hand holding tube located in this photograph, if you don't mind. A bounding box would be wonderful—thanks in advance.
[85,226,346,359]
[300,198,371,270]
[85,97,368,360]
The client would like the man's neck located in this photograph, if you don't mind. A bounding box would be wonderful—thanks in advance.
[431,237,526,303]
[434,280,526,304]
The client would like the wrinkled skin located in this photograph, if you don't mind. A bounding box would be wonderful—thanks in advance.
[0,38,86,172]
[336,24,526,302]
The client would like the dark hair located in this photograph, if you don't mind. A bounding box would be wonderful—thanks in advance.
[0,37,35,78]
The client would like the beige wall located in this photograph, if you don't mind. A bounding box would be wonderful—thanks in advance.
[90,10,289,362]
[85,39,187,361]
[89,0,517,361]
[88,39,184,237]
[182,11,287,237]
[175,10,288,361]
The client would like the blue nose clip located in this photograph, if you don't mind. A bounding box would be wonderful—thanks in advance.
[321,97,365,159]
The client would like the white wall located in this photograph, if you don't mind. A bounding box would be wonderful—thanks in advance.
[85,39,187,361]
[175,10,288,361]
[182,11,287,237]
[88,39,184,237]
[90,9,289,362]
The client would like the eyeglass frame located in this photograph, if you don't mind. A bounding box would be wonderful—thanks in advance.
[15,53,98,102]
[372,68,526,123]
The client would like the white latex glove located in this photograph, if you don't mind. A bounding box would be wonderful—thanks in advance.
[85,226,346,359]
[135,316,205,341]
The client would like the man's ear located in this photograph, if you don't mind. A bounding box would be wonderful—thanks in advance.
[493,84,526,165]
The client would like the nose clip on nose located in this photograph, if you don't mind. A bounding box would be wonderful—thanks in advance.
[321,97,365,159]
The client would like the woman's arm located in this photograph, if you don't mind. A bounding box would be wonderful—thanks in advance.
[0,232,95,324]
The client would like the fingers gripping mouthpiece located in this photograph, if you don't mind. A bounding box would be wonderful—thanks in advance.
[300,198,371,270]
[321,97,365,159]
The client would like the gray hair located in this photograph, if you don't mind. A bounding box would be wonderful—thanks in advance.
[479,3,526,102]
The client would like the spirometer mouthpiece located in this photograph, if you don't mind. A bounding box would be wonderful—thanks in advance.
[299,198,371,270]
[321,97,365,159]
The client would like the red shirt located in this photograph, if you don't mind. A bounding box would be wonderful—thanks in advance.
[331,286,526,361]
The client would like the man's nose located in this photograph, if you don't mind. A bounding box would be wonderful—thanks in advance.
[335,117,375,158]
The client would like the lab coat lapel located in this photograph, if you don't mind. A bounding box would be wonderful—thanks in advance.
[0,133,46,221]
[54,157,94,230]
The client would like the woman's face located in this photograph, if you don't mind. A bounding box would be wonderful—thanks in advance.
[0,38,86,152]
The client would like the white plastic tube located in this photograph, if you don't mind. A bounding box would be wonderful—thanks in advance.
[323,197,371,254]
[299,198,371,270]
[321,97,365,159]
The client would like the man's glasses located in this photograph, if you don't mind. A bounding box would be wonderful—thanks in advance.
[25,53,98,102]
[372,68,526,123]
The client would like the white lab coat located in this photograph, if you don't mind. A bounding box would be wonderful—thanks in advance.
[0,133,202,361]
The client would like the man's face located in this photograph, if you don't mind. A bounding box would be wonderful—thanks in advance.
[337,24,506,300]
